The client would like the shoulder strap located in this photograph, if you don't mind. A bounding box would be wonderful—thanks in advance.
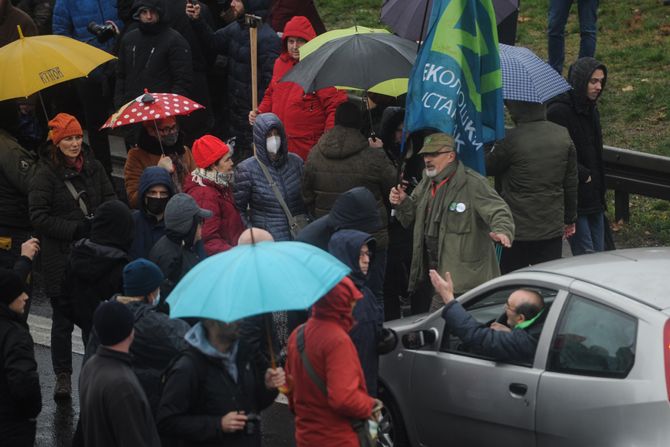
[254,147,296,225]
[296,324,327,397]
[63,179,89,216]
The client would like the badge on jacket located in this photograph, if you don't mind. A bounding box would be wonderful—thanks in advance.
[449,202,467,213]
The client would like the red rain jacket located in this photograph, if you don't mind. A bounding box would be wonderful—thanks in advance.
[286,277,374,447]
[258,16,347,160]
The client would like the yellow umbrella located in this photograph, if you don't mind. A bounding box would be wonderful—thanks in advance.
[0,26,116,102]
[337,78,408,98]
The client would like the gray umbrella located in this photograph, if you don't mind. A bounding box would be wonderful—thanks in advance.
[381,0,519,42]
[280,32,417,93]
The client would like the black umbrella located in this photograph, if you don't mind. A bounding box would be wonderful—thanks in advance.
[280,32,417,94]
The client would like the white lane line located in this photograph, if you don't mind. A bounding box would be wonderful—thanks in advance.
[28,314,84,355]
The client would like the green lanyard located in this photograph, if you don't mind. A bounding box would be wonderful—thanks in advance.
[514,308,544,330]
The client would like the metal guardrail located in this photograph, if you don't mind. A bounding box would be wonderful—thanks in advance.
[603,145,670,221]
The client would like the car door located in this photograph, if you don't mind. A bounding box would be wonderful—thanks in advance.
[409,286,561,447]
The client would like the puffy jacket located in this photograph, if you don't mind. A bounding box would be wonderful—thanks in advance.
[0,130,37,229]
[548,57,607,215]
[302,125,396,248]
[286,278,374,447]
[114,0,193,107]
[183,173,244,255]
[52,0,123,52]
[85,298,190,414]
[129,166,174,260]
[257,16,347,160]
[29,146,116,296]
[328,230,383,396]
[156,323,277,447]
[0,303,41,447]
[124,129,196,208]
[486,101,578,240]
[190,0,280,153]
[270,0,325,36]
[234,113,306,241]
[442,300,545,364]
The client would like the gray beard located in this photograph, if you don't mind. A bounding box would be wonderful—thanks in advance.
[425,168,438,178]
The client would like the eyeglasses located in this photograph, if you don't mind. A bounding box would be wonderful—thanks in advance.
[422,150,453,157]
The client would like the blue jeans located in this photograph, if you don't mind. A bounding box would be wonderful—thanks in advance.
[569,212,605,255]
[548,0,599,74]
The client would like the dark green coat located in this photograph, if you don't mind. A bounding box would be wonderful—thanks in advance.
[0,130,37,229]
[486,102,578,241]
[396,162,514,295]
[302,125,396,248]
[29,147,115,296]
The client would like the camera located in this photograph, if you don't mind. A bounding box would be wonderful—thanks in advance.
[87,21,116,43]
[244,413,261,436]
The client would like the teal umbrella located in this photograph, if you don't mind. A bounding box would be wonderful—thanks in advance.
[166,241,350,322]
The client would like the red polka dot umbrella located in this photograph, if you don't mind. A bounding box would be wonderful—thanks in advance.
[101,90,204,129]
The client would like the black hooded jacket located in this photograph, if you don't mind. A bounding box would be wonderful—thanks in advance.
[548,57,607,215]
[114,0,193,107]
[62,200,133,335]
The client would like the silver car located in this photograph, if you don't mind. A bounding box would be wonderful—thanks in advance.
[378,248,670,447]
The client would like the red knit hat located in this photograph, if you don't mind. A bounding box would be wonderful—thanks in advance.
[48,113,83,145]
[192,135,231,169]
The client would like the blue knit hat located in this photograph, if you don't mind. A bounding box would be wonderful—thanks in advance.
[123,258,164,296]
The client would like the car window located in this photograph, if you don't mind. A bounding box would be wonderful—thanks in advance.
[547,295,637,378]
[440,286,558,363]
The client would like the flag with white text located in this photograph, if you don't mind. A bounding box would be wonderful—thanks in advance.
[404,0,504,174]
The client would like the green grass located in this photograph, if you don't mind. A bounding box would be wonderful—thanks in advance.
[315,0,670,247]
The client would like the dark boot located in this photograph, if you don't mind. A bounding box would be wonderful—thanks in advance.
[54,372,72,400]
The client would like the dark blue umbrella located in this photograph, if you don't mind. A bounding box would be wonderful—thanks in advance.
[499,44,571,103]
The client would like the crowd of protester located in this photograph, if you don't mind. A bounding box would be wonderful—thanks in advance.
[0,0,614,445]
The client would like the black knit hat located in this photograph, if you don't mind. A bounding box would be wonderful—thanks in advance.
[93,301,135,346]
[335,101,363,129]
[0,269,24,306]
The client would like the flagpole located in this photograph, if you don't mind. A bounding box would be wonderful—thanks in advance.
[416,0,432,51]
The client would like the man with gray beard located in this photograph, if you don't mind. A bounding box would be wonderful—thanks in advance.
[389,133,514,314]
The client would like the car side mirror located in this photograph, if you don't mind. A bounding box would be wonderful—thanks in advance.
[401,328,439,350]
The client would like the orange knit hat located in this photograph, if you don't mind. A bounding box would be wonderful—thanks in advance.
[48,113,83,145]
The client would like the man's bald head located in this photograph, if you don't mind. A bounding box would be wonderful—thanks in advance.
[506,289,545,327]
[238,228,274,245]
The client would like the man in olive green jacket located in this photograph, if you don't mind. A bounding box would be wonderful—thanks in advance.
[486,101,578,274]
[390,133,514,314]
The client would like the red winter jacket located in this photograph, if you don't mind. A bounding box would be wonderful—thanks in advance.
[286,277,374,447]
[258,16,347,161]
[183,174,244,256]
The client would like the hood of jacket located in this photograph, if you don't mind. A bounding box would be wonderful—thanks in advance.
[185,322,241,381]
[138,126,185,156]
[253,112,289,167]
[311,276,362,333]
[281,16,316,54]
[70,239,129,277]
[132,0,165,21]
[567,57,607,112]
[506,100,547,124]
[328,229,375,289]
[318,125,369,160]
[138,165,175,203]
[90,200,135,251]
[328,186,382,234]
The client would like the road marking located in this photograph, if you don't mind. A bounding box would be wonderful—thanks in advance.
[28,314,84,355]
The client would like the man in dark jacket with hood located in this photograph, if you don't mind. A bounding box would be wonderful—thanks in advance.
[487,100,578,272]
[129,166,175,259]
[431,269,546,364]
[63,200,134,343]
[149,193,211,301]
[548,57,607,255]
[186,0,280,161]
[0,269,41,447]
[328,229,383,396]
[115,0,193,108]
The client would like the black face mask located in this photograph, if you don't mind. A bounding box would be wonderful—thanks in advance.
[145,196,169,216]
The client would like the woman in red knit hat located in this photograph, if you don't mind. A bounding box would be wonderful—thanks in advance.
[183,135,244,255]
[28,112,116,399]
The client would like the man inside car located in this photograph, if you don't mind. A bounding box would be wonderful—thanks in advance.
[430,269,545,364]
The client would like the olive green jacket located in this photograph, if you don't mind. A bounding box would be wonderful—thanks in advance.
[396,162,515,295]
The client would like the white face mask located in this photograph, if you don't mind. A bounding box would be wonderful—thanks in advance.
[150,290,160,308]
[266,135,281,155]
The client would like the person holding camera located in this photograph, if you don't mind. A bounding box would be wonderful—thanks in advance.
[29,113,116,400]
[156,318,285,447]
